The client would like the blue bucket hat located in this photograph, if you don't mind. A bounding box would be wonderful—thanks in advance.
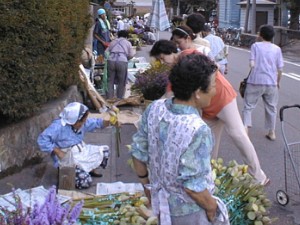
[97,8,106,15]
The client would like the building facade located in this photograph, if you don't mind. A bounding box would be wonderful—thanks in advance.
[218,0,279,31]
[218,0,241,28]
[113,0,152,16]
[237,0,277,32]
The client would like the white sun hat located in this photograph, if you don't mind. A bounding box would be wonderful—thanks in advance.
[59,102,88,126]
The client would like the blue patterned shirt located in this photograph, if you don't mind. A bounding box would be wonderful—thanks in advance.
[131,98,215,216]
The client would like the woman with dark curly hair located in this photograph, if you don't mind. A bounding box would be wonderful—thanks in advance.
[131,53,230,225]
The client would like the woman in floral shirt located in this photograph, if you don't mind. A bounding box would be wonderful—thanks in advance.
[131,54,229,224]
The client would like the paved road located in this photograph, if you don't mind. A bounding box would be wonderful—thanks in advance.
[223,45,300,225]
[1,31,300,224]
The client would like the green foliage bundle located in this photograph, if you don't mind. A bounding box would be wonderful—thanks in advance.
[0,0,92,121]
[212,159,274,225]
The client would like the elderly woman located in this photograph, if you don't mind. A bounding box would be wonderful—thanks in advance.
[37,102,111,189]
[131,53,229,225]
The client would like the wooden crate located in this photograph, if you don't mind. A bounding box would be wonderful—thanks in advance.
[58,166,75,190]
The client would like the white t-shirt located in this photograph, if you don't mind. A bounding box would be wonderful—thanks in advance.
[117,20,124,31]
[204,34,227,65]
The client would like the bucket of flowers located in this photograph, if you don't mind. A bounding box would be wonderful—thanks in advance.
[128,26,143,50]
[131,60,170,102]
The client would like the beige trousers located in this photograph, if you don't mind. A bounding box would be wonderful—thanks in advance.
[204,98,267,183]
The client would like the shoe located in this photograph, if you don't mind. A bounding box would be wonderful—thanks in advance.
[89,171,103,177]
[266,131,276,141]
[261,177,271,186]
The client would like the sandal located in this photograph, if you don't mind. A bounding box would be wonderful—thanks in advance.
[262,177,270,186]
[265,134,276,141]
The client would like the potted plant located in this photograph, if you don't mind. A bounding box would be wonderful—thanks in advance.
[131,61,170,101]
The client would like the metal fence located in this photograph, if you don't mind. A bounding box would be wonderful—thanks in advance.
[274,27,300,47]
[216,26,300,48]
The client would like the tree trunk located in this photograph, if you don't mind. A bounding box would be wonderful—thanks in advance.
[289,7,300,30]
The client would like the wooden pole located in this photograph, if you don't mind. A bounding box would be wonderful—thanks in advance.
[79,64,111,111]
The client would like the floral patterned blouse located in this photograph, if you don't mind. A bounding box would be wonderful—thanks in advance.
[131,98,215,219]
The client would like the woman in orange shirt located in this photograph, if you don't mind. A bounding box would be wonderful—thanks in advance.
[150,40,269,185]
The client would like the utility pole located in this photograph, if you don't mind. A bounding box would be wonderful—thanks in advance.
[277,0,282,26]
[251,0,256,34]
[244,0,250,33]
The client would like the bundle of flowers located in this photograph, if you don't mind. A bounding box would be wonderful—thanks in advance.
[128,34,140,47]
[73,192,157,225]
[131,61,170,101]
[0,186,83,225]
[212,159,275,225]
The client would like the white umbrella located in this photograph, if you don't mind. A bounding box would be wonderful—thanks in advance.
[146,0,170,40]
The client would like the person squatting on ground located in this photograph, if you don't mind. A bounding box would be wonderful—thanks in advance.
[37,102,113,189]
[131,53,230,225]
[150,40,269,185]
[243,24,284,141]
[202,25,228,76]
[93,8,111,57]
[142,26,156,45]
[106,30,135,99]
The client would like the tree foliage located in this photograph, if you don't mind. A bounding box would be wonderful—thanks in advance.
[179,0,217,18]
[0,0,91,121]
[284,0,300,30]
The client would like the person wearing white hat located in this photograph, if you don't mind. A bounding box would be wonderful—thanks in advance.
[37,102,112,189]
[116,16,124,32]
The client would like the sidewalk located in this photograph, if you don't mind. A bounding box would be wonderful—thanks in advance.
[281,39,300,64]
[0,120,140,195]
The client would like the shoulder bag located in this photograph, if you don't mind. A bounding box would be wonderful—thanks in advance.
[239,69,252,98]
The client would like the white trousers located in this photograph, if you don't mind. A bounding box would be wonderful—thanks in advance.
[60,142,109,173]
[204,98,267,183]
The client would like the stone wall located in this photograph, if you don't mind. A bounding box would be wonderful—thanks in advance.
[0,85,82,175]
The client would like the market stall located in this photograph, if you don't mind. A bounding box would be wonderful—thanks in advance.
[0,159,274,225]
[0,55,274,225]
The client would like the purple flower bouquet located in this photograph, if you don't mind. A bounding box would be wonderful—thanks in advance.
[132,63,170,100]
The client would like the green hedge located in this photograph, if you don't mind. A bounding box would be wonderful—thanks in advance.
[0,0,92,121]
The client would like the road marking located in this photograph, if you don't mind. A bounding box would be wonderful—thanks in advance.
[231,46,300,67]
[283,60,300,67]
[283,72,300,81]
